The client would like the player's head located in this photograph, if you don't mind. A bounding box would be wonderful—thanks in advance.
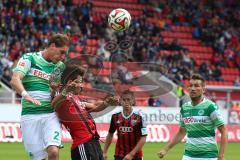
[46,34,70,63]
[120,90,135,109]
[61,64,85,94]
[188,74,205,100]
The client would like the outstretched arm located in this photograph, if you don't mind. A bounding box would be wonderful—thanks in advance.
[217,125,227,160]
[86,95,119,112]
[158,127,186,159]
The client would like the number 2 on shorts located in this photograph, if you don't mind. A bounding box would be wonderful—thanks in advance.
[53,131,60,141]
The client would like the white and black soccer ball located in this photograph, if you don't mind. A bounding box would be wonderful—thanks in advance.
[108,8,131,31]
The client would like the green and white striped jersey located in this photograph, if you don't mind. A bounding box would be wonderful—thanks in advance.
[180,98,224,158]
[13,52,65,115]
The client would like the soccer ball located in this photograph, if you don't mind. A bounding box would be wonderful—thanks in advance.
[108,8,131,31]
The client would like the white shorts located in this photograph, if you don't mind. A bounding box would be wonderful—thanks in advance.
[20,112,61,160]
[182,155,217,160]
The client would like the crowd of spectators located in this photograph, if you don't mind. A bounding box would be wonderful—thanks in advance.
[0,0,240,90]
[146,0,240,83]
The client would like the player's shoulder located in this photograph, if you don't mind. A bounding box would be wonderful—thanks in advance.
[204,98,218,111]
[132,109,144,117]
[112,111,122,117]
[181,101,192,109]
[20,52,39,60]
[56,61,65,68]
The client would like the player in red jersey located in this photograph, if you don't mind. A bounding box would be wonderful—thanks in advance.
[51,64,119,160]
[103,90,147,160]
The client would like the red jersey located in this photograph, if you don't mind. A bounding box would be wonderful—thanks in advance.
[55,95,99,150]
[109,110,147,159]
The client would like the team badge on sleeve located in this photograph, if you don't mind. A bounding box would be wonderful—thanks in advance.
[19,61,26,67]
[141,128,148,135]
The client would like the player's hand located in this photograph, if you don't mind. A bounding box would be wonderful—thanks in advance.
[157,149,168,159]
[217,156,224,160]
[24,95,41,106]
[50,82,62,97]
[65,78,83,94]
[103,152,108,160]
[50,82,62,92]
[104,95,119,106]
[123,153,134,160]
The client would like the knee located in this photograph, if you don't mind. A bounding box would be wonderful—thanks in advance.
[47,146,59,159]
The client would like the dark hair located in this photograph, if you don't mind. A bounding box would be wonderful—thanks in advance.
[61,65,86,86]
[190,74,205,86]
[121,90,136,105]
[48,33,70,47]
[121,90,135,97]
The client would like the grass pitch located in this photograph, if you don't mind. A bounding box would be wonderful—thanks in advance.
[0,142,239,160]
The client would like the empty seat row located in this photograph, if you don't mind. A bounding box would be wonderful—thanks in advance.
[87,39,99,46]
[221,68,239,75]
[185,46,213,53]
[161,31,193,39]
[171,26,194,33]
[222,75,238,81]
[94,0,138,3]
[93,7,143,16]
[164,37,201,46]
[92,1,144,10]
[189,53,212,60]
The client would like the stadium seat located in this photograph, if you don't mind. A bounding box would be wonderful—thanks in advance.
[87,39,98,46]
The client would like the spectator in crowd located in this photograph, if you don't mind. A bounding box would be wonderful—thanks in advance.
[234,77,240,86]
[232,103,240,111]
[148,95,155,106]
[155,98,162,107]
[229,111,239,124]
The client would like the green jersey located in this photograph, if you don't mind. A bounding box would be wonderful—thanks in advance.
[13,52,65,115]
[180,98,224,158]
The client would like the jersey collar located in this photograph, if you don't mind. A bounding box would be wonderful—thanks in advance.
[121,109,134,119]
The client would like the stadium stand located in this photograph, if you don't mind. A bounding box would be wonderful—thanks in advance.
[0,0,239,106]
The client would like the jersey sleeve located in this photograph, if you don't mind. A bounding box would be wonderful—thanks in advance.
[179,107,186,128]
[139,111,148,136]
[109,115,116,133]
[209,104,224,127]
[12,53,32,75]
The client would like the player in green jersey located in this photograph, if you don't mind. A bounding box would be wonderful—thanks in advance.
[158,74,227,160]
[10,33,70,160]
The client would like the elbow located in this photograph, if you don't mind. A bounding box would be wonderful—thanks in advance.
[51,101,55,108]
[219,125,228,139]
[223,127,228,139]
[10,79,17,90]
[142,136,147,143]
[10,78,15,88]
[51,98,58,109]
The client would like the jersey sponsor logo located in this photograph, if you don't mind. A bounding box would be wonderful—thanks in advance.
[198,109,204,116]
[119,126,133,133]
[183,117,194,123]
[183,117,207,124]
[29,69,51,80]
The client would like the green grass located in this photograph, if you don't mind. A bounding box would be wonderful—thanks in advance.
[0,142,239,160]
